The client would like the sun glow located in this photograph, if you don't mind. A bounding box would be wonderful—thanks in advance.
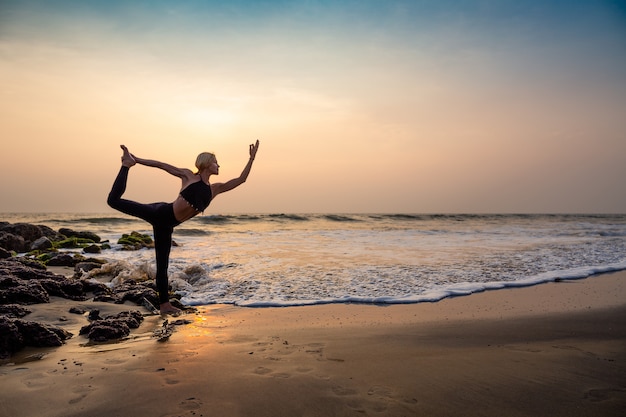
[179,106,238,127]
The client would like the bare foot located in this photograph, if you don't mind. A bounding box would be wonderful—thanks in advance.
[120,145,136,167]
[160,302,182,316]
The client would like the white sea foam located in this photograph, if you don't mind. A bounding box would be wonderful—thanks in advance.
[4,213,626,307]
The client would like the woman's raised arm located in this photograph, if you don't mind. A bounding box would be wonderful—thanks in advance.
[212,140,259,197]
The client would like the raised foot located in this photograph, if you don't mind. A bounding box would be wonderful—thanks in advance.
[120,144,136,167]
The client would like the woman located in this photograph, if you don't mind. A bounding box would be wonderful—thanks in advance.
[107,140,260,315]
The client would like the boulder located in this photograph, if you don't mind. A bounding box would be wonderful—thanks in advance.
[0,231,26,253]
[0,223,62,248]
[74,261,106,274]
[79,310,143,342]
[14,320,73,347]
[118,231,154,250]
[30,236,53,251]
[0,304,31,318]
[0,317,73,359]
[0,247,12,259]
[0,317,24,358]
[59,228,101,243]
[0,258,88,304]
[0,275,50,304]
[83,244,101,254]
[46,253,85,267]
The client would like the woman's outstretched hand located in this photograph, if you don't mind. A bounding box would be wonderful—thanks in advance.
[249,140,260,160]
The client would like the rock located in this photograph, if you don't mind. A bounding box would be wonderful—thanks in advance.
[0,258,88,304]
[79,310,143,342]
[80,279,111,297]
[83,244,101,254]
[0,223,42,244]
[88,309,102,321]
[46,253,86,267]
[74,261,105,274]
[14,320,73,347]
[0,231,26,253]
[13,256,47,271]
[118,231,154,250]
[81,319,130,342]
[0,223,63,252]
[0,304,31,318]
[38,278,86,301]
[69,306,86,315]
[0,247,12,259]
[0,317,73,358]
[0,275,50,304]
[30,236,53,251]
[59,228,101,243]
[0,317,24,358]
[120,285,159,306]
[0,255,156,357]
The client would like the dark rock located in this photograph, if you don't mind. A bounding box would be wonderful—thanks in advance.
[0,275,50,304]
[88,309,102,321]
[80,319,130,342]
[0,223,42,245]
[30,236,53,251]
[0,258,88,304]
[69,306,86,315]
[75,261,105,274]
[83,244,101,254]
[79,310,143,342]
[80,279,111,296]
[46,253,86,267]
[38,278,86,301]
[0,247,12,259]
[14,320,73,347]
[111,310,144,329]
[92,294,120,303]
[0,304,31,318]
[0,231,26,253]
[0,223,63,251]
[0,317,24,358]
[9,257,47,273]
[59,228,101,243]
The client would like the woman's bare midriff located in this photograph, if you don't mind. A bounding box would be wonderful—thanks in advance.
[173,196,200,223]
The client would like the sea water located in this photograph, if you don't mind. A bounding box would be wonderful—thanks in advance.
[3,213,626,307]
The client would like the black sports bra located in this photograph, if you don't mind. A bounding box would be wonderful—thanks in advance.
[179,180,212,213]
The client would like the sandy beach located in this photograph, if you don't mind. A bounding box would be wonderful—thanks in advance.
[1,271,624,417]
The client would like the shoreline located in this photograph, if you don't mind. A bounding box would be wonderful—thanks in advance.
[1,271,625,416]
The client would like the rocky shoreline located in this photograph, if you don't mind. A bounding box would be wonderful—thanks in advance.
[0,222,189,359]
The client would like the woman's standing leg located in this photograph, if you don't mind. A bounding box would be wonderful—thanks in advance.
[153,224,173,305]
[152,204,182,315]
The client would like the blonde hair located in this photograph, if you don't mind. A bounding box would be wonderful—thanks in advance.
[195,152,216,173]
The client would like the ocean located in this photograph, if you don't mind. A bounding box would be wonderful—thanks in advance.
[3,213,626,307]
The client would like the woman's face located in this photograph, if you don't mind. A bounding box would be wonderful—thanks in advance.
[209,159,220,175]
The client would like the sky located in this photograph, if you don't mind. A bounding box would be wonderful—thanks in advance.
[1,0,625,214]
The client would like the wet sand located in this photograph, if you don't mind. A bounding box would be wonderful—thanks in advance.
[1,271,625,417]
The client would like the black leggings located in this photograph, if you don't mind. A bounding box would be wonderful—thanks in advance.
[107,166,181,304]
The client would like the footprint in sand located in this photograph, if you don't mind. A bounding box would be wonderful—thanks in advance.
[332,385,358,396]
[253,366,273,375]
[585,387,626,402]
[252,367,291,378]
[68,384,96,404]
[179,397,203,410]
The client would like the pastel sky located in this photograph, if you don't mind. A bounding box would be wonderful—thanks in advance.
[1,0,625,214]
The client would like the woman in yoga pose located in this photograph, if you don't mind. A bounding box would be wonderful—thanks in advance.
[107,140,260,315]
